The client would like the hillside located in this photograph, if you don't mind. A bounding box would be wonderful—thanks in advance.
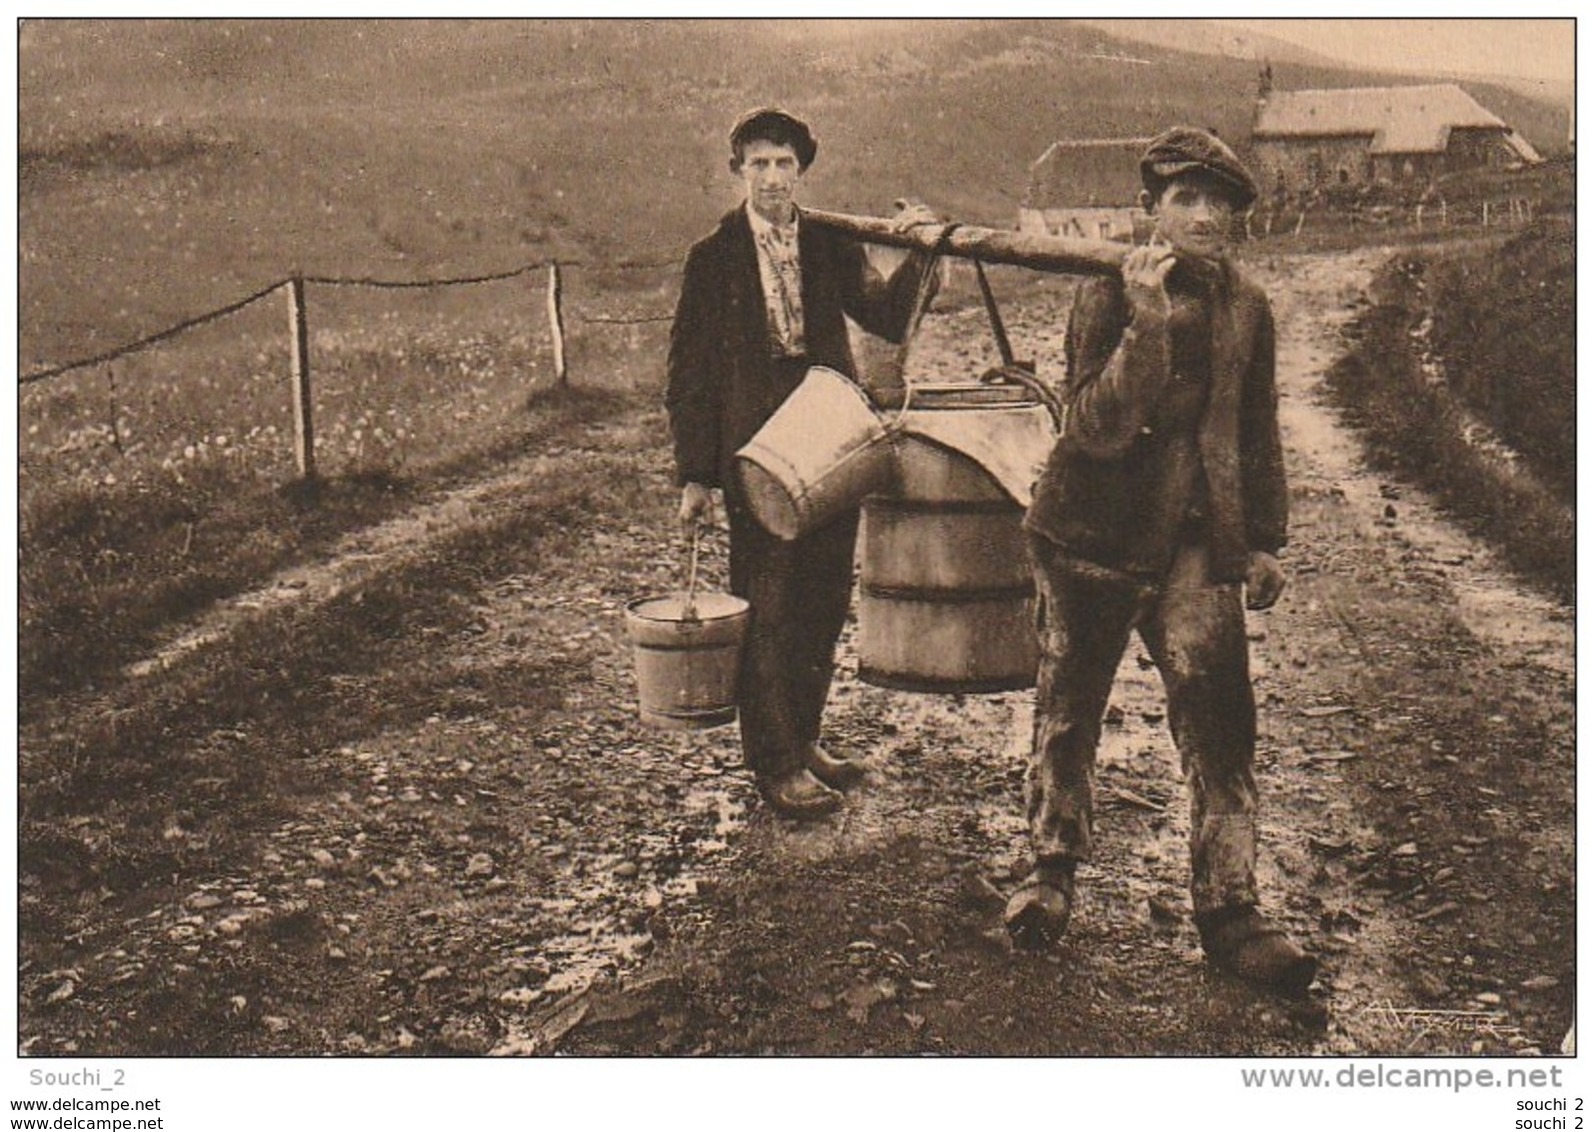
[1075,17,1346,70]
[18,18,1571,372]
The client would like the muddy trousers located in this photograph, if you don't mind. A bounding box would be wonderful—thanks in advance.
[727,498,859,779]
[1026,534,1260,916]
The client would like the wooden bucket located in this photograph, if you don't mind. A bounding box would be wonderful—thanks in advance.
[856,383,1050,693]
[624,591,749,730]
[735,366,897,540]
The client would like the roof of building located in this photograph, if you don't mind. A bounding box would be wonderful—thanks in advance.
[1254,84,1509,155]
[1504,130,1544,164]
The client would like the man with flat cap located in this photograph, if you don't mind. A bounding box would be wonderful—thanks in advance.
[1005,126,1318,994]
[666,107,939,819]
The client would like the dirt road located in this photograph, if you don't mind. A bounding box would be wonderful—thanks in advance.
[17,247,1574,1058]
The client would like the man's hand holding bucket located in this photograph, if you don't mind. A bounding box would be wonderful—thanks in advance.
[678,482,718,532]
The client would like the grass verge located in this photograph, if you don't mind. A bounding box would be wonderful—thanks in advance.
[1323,229,1574,604]
[18,381,641,708]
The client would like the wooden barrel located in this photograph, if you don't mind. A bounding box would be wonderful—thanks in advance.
[856,384,1050,693]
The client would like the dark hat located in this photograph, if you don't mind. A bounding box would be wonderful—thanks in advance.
[1140,127,1257,208]
[729,107,818,171]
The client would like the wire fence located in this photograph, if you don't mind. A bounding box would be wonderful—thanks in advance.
[20,255,682,388]
[1247,193,1545,242]
[21,280,291,386]
[19,251,688,491]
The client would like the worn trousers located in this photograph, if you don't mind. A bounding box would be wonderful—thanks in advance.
[726,496,859,779]
[1026,533,1259,916]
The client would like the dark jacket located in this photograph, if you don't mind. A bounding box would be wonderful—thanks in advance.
[1024,258,1287,583]
[666,205,930,493]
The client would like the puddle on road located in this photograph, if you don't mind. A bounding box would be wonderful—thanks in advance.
[518,733,753,1009]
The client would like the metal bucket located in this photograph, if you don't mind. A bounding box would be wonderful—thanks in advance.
[624,591,749,730]
[856,383,1052,693]
[735,366,898,540]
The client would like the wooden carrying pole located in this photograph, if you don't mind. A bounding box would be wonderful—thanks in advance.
[803,208,1128,277]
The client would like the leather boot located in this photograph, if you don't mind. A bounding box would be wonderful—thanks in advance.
[1004,861,1076,952]
[804,742,866,791]
[758,767,842,820]
[1197,907,1318,995]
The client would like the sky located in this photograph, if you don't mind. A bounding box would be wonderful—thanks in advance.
[1214,18,1574,86]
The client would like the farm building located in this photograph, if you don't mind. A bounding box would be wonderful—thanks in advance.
[1018,136,1153,242]
[1251,82,1542,197]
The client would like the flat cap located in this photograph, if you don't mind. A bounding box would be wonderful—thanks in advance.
[1140,127,1257,208]
[729,107,818,170]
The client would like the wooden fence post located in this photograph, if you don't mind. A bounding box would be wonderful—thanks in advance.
[106,365,124,454]
[285,276,316,481]
[547,261,568,386]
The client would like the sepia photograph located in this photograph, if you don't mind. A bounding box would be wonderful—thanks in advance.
[8,13,1579,1127]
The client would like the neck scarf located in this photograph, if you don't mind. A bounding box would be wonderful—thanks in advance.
[749,205,806,357]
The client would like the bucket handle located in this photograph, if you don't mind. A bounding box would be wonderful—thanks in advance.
[679,523,703,623]
[979,359,1065,435]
